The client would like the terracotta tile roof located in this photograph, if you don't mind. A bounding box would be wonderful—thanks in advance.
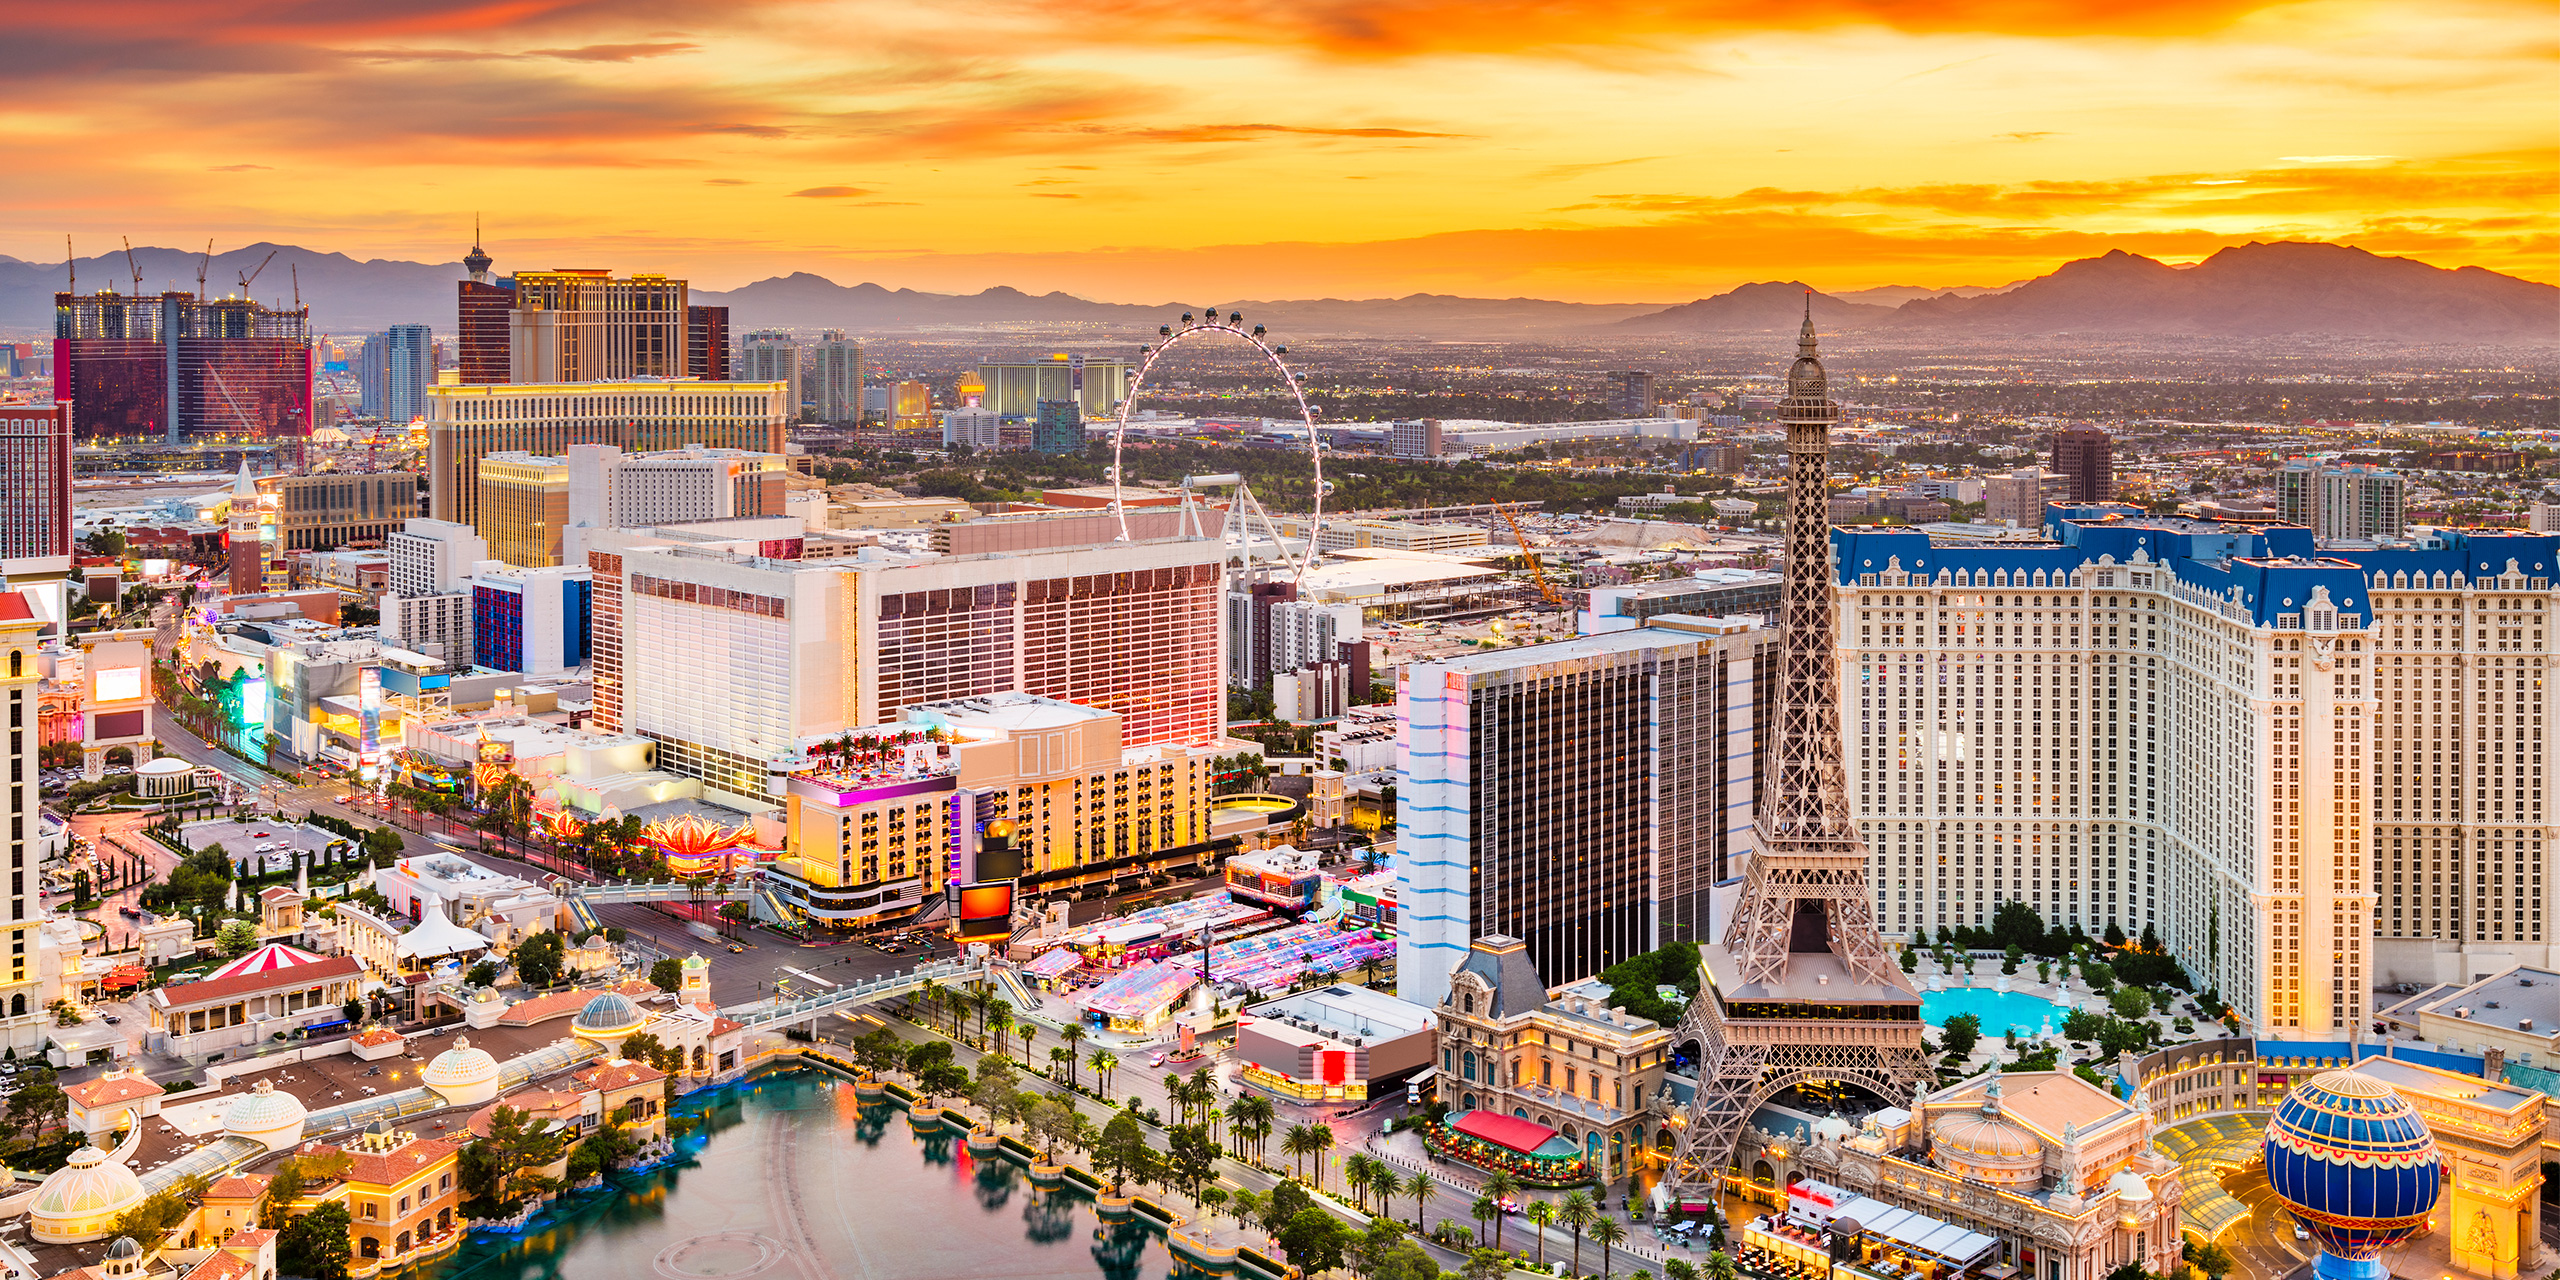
[206,1174,273,1200]
[65,1074,165,1108]
[466,1091,586,1138]
[184,1253,254,1280]
[712,1016,743,1036]
[225,1229,278,1249]
[353,1026,405,1047]
[156,953,363,1010]
[258,886,303,901]
[500,990,591,1026]
[612,978,659,998]
[0,594,31,622]
[309,1136,459,1190]
[576,1060,667,1092]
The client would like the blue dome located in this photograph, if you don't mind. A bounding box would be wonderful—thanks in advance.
[572,990,644,1034]
[2263,1070,2443,1262]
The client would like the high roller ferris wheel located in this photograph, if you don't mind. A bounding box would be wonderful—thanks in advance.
[1108,309,1325,585]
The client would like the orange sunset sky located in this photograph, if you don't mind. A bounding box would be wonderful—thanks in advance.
[5,0,2554,301]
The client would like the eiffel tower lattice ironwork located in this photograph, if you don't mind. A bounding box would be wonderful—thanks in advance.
[1663,300,1930,1203]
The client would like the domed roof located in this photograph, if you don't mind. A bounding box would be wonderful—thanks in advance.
[223,1078,308,1136]
[105,1236,142,1260]
[422,1036,500,1087]
[31,1147,145,1219]
[573,989,645,1035]
[136,757,189,776]
[2107,1168,2154,1202]
[2264,1070,2444,1261]
[1933,1108,2042,1160]
[1812,1116,1855,1143]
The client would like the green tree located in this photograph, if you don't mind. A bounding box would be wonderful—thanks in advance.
[460,1105,567,1215]
[1265,1180,1318,1234]
[1283,1121,1332,1187]
[2189,1239,2236,1280]
[2081,961,2117,994]
[1097,1109,1148,1195]
[2112,986,2155,1020]
[1704,1250,1740,1280]
[1169,1124,1219,1199]
[278,1200,355,1280]
[1463,1247,1513,1280]
[1278,1206,1352,1275]
[649,957,684,992]
[1088,1048,1118,1098]
[510,931,566,988]
[1940,1012,1983,1060]
[214,917,261,957]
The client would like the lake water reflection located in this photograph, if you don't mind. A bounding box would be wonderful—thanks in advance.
[416,1069,1184,1280]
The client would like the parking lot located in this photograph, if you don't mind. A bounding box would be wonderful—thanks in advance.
[169,817,355,875]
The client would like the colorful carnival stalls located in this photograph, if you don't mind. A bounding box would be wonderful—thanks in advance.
[1048,895,1273,967]
[1205,921,1397,994]
[1080,960,1200,1033]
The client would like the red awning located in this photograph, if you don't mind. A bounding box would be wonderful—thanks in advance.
[1452,1110,1561,1156]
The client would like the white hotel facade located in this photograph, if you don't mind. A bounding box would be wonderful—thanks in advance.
[1832,506,2554,1038]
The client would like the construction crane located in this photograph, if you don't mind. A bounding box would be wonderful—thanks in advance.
[121,237,144,295]
[236,248,277,295]
[196,238,214,299]
[1497,503,1565,608]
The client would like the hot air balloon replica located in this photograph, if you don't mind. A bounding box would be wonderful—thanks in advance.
[2263,1069,2445,1280]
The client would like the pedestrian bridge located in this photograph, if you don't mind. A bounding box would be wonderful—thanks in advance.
[727,956,994,1034]
[554,875,804,931]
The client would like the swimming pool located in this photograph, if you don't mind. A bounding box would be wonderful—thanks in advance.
[1919,986,2065,1038]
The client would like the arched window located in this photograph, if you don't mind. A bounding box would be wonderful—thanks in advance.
[7,994,21,1017]
[1461,1050,1476,1082]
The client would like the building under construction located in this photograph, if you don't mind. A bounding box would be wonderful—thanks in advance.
[53,291,313,443]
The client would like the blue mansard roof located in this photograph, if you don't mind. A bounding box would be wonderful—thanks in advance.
[1830,503,2560,630]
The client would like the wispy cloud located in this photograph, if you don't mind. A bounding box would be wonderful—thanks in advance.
[208,163,271,172]
[789,186,873,198]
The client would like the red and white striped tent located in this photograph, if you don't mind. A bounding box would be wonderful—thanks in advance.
[206,942,332,982]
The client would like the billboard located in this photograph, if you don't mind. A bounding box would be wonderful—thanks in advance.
[93,666,143,703]
[357,665,383,785]
[955,882,1015,939]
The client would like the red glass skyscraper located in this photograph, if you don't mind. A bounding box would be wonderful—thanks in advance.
[52,292,311,443]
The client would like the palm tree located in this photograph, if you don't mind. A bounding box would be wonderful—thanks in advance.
[1342,1154,1377,1211]
[1591,1217,1628,1280]
[1703,1249,1739,1280]
[1560,1190,1599,1278]
[1280,1122,1320,1182]
[1301,1122,1336,1192]
[1089,1049,1117,1098]
[917,977,941,1030]
[968,983,995,1043]
[1223,1095,1257,1160]
[1405,1169,1436,1233]
[1481,1172,1520,1250]
[988,1007,1014,1063]
[1060,1023,1088,1087]
[1049,1045,1073,1080]
[1524,1199,1557,1270]
[1193,1070,1220,1144]
[1470,1197,1500,1251]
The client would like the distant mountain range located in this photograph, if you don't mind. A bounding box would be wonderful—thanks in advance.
[1619,243,2558,342]
[0,239,2546,343]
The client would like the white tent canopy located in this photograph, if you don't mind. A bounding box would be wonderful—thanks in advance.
[397,898,491,960]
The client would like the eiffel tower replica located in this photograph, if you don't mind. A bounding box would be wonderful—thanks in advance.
[1663,301,1930,1204]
